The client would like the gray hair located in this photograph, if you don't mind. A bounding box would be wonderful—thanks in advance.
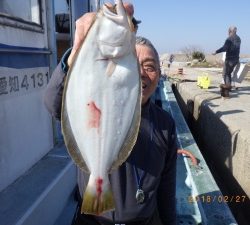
[135,36,160,68]
[229,26,237,35]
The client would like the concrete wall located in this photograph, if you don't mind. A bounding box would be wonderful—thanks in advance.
[172,82,250,224]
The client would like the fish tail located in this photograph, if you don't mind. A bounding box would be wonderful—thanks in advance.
[81,174,114,215]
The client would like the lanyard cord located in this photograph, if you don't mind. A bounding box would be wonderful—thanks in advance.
[133,120,153,190]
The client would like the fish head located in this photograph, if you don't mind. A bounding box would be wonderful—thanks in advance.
[97,0,136,59]
[102,0,135,30]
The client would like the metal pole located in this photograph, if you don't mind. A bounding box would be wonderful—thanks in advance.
[45,0,58,145]
[96,0,101,11]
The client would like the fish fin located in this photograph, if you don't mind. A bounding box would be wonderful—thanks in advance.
[110,71,142,171]
[81,175,115,215]
[61,70,90,173]
[105,60,116,76]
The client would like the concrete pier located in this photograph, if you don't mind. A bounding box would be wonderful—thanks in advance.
[167,65,250,225]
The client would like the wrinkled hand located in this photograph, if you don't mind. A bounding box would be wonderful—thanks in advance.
[67,3,134,67]
[67,12,96,67]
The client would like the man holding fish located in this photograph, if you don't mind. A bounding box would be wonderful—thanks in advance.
[44,1,177,225]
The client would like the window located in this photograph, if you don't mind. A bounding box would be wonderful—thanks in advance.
[0,0,41,25]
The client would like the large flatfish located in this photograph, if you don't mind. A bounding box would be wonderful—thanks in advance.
[61,0,141,215]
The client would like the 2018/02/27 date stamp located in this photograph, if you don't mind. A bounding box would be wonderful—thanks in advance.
[188,195,247,203]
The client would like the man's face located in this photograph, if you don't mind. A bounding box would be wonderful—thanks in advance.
[136,44,160,105]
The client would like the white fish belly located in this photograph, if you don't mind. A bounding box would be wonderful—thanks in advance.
[65,38,139,177]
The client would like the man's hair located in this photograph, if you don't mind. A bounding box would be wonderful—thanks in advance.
[135,36,160,68]
[228,26,237,35]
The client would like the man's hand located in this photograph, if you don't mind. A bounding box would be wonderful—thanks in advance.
[67,3,134,68]
[67,12,96,67]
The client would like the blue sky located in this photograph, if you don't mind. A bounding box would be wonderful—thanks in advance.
[130,0,250,55]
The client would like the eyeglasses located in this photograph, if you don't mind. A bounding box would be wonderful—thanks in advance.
[140,63,158,75]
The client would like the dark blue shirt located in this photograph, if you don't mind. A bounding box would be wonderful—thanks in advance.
[216,34,241,61]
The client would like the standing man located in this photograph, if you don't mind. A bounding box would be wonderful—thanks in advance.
[212,26,241,95]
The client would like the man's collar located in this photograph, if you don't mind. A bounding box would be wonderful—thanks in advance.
[141,99,151,116]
